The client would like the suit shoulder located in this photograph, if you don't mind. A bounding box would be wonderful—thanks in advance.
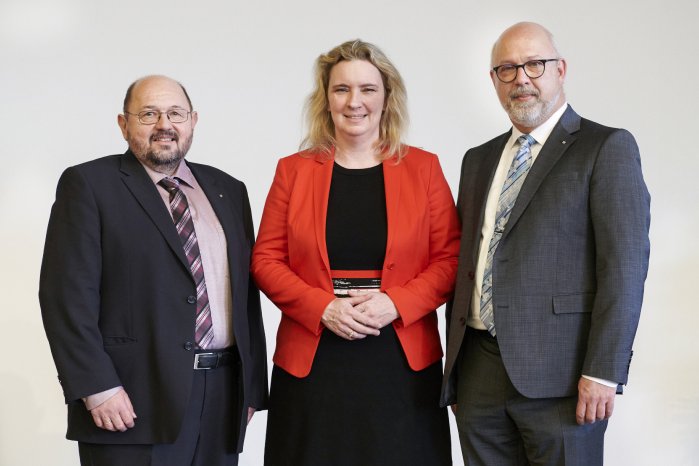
[401,146,439,164]
[187,161,245,188]
[578,117,636,141]
[471,132,509,152]
[273,150,327,175]
[65,154,123,173]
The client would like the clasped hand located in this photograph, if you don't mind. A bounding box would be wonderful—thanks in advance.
[321,290,399,341]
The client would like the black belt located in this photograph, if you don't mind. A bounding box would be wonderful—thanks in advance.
[193,348,239,370]
[467,326,497,340]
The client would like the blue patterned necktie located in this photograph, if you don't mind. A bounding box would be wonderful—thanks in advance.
[480,134,536,336]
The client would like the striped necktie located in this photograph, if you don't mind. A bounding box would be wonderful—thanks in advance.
[159,177,214,349]
[480,134,536,336]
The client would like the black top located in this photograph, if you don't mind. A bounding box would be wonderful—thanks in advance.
[326,162,387,270]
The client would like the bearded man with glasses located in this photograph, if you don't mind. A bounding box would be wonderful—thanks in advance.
[39,75,268,466]
[441,22,650,465]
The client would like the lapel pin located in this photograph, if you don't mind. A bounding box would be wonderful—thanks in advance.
[219,193,223,198]
[562,140,567,144]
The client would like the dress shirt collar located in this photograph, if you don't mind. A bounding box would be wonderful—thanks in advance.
[139,159,197,189]
[509,102,569,148]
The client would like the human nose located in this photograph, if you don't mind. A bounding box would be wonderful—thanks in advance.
[154,112,174,129]
[347,89,361,108]
[513,65,531,85]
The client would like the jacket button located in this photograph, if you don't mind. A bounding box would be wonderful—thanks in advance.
[467,271,475,280]
[187,295,196,304]
[387,263,395,270]
[184,341,194,351]
[459,316,466,326]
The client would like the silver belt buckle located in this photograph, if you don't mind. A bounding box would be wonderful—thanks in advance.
[193,352,215,370]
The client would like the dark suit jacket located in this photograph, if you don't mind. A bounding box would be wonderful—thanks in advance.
[441,106,650,406]
[39,151,268,450]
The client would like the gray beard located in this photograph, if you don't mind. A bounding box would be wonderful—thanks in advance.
[505,89,562,129]
[130,133,193,173]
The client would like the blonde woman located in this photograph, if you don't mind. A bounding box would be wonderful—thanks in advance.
[252,40,459,465]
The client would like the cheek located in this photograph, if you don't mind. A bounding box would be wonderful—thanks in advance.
[328,95,343,113]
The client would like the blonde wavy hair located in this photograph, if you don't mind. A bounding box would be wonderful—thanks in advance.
[301,39,408,160]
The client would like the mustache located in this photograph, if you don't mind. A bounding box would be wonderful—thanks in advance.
[509,87,540,99]
[150,130,178,142]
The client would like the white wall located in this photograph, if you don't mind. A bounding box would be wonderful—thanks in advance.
[2,0,697,464]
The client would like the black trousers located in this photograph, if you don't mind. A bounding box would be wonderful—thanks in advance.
[455,327,607,466]
[78,364,240,466]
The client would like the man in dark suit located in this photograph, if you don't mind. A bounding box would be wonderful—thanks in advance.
[39,75,268,466]
[441,22,650,465]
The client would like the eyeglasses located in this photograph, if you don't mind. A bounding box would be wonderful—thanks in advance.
[492,59,560,83]
[124,109,191,125]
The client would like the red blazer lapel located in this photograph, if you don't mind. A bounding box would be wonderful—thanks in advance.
[382,156,402,261]
[312,151,334,275]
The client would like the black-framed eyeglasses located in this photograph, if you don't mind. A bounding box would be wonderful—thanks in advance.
[492,59,560,83]
[124,109,191,125]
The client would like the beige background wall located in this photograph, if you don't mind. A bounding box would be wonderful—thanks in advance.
[1,0,697,464]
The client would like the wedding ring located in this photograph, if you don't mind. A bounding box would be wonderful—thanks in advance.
[348,330,355,340]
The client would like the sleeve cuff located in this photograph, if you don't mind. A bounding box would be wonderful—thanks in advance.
[581,375,617,388]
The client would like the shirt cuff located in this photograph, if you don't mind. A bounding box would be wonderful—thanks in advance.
[581,375,617,388]
[82,386,123,410]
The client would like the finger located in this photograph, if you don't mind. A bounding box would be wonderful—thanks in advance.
[110,415,128,432]
[575,398,586,425]
[605,399,615,420]
[350,319,381,336]
[123,392,137,419]
[103,417,116,431]
[92,412,104,429]
[345,293,375,305]
[596,400,607,421]
[118,408,136,429]
[585,401,598,424]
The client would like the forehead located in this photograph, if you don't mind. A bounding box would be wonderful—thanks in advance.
[329,59,383,84]
[493,28,556,64]
[129,78,189,109]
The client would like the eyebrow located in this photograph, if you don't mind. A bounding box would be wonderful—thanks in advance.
[330,82,380,89]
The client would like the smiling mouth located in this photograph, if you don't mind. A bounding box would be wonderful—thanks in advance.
[510,88,539,101]
[151,132,177,143]
[344,114,367,120]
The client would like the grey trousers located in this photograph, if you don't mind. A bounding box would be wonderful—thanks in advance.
[455,327,607,466]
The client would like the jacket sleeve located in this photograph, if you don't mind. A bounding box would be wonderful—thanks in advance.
[583,129,650,384]
[240,182,269,409]
[251,159,335,335]
[39,166,122,403]
[385,155,461,328]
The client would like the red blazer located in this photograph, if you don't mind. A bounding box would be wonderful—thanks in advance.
[252,146,460,377]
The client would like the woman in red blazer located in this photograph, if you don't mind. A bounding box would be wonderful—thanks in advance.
[252,39,460,466]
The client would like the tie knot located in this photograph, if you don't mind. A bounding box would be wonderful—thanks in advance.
[159,177,180,192]
[518,134,535,149]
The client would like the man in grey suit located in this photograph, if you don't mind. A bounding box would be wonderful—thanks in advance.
[441,22,650,465]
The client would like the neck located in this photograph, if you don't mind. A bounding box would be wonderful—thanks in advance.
[334,139,382,169]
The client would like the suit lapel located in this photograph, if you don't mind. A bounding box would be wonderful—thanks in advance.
[503,107,581,239]
[189,162,247,299]
[188,162,246,256]
[313,152,334,273]
[119,152,190,271]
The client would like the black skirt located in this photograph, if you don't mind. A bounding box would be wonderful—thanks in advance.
[264,325,451,466]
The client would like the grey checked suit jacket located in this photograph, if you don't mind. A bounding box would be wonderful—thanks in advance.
[440,106,650,406]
